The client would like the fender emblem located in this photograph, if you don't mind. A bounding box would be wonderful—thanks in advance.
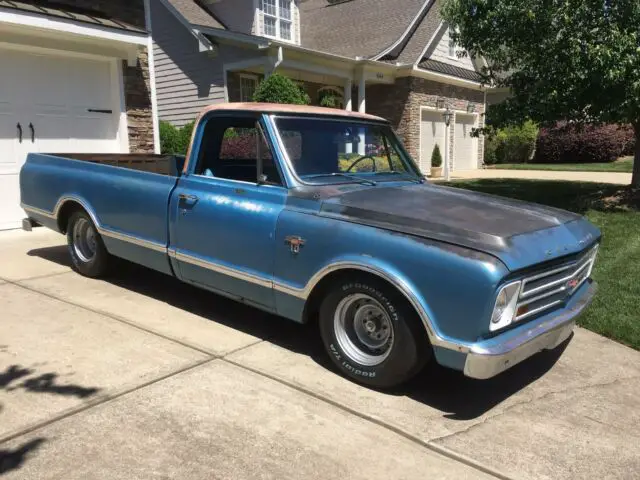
[285,236,306,254]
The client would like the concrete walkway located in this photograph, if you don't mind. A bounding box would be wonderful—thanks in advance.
[451,168,632,185]
[1,230,639,479]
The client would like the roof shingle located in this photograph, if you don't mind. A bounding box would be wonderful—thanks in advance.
[418,59,483,82]
[300,0,426,59]
[163,0,226,30]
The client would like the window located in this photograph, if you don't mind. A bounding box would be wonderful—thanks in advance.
[274,117,419,183]
[261,0,293,41]
[196,116,282,186]
[448,28,460,58]
[239,75,258,103]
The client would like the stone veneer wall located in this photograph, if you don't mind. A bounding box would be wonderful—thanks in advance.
[368,76,486,170]
[123,49,154,153]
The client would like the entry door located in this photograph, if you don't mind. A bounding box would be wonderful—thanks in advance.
[0,47,121,229]
[420,109,446,173]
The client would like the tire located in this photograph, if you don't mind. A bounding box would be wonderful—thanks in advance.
[66,210,110,278]
[319,275,431,389]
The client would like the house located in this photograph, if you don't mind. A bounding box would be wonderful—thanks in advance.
[152,0,486,175]
[0,0,159,230]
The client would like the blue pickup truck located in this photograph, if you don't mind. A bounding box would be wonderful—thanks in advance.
[20,103,600,388]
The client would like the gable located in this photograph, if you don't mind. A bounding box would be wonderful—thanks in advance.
[425,25,475,71]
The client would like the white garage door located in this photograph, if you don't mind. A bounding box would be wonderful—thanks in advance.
[454,113,477,170]
[0,47,122,230]
[419,109,446,173]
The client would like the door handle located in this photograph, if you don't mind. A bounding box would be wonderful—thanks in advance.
[17,123,22,143]
[29,123,35,143]
[178,194,198,202]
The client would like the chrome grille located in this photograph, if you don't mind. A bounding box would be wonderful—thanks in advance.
[515,245,598,321]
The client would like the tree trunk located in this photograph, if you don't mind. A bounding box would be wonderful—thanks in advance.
[633,124,640,187]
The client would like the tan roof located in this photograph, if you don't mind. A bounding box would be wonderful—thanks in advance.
[198,103,387,122]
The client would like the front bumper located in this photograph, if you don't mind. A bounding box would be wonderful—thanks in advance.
[463,280,597,379]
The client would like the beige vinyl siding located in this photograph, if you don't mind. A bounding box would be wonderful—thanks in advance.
[207,0,257,35]
[152,0,259,127]
[429,27,475,71]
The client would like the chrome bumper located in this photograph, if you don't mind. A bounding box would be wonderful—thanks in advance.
[463,280,597,379]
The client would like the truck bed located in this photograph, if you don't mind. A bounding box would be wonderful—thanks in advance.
[59,153,185,176]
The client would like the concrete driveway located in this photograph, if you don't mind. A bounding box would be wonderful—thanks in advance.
[1,229,639,480]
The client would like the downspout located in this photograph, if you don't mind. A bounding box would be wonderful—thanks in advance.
[266,46,283,79]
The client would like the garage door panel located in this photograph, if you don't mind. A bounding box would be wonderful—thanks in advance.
[454,113,477,171]
[420,110,446,173]
[0,47,123,229]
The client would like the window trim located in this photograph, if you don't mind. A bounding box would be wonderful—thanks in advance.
[260,0,295,42]
[448,27,461,59]
[239,73,259,103]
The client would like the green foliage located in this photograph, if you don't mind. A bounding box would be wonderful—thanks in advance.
[442,0,640,182]
[484,121,538,165]
[252,73,311,105]
[318,89,341,108]
[431,144,443,167]
[159,120,195,155]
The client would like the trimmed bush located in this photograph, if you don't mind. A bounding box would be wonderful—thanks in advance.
[483,121,539,165]
[535,123,635,164]
[253,73,311,105]
[431,144,443,167]
[159,120,195,155]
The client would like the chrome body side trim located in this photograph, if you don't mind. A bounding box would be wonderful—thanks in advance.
[464,280,597,379]
[174,251,273,289]
[22,200,167,253]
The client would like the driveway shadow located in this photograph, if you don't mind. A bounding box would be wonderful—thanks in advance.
[28,245,566,419]
[0,362,101,476]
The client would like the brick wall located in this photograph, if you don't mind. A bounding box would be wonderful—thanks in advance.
[368,76,486,170]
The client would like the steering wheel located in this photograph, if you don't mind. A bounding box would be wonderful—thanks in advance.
[345,155,378,173]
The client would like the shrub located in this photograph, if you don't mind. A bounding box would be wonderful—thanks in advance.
[159,120,195,155]
[431,144,443,167]
[253,73,311,105]
[535,123,635,164]
[483,121,539,165]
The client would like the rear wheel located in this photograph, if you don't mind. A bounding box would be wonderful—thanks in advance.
[66,211,110,278]
[319,276,431,388]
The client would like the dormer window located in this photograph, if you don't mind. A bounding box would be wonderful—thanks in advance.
[261,0,293,41]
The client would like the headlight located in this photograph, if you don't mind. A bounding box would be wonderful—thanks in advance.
[490,281,522,332]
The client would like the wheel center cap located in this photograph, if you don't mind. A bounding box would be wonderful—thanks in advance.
[364,320,377,333]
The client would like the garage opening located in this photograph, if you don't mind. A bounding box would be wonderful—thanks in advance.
[419,109,446,173]
[453,113,478,171]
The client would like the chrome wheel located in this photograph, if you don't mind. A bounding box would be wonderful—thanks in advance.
[334,293,394,366]
[72,218,98,263]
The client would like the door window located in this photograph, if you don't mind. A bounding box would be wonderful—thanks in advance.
[195,116,282,186]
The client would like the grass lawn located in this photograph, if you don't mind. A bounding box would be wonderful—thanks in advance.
[444,178,640,350]
[488,156,634,173]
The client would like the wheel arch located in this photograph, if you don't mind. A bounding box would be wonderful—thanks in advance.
[54,196,101,234]
[300,261,442,347]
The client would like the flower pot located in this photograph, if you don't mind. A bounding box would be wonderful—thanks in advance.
[430,166,443,178]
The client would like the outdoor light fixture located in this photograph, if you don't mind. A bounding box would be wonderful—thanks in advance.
[442,105,453,126]
[436,98,445,109]
[467,103,476,113]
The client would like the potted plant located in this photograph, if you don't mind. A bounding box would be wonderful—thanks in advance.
[430,144,443,177]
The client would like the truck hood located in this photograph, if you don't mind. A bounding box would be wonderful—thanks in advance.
[318,183,600,271]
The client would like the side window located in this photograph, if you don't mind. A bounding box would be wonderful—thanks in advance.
[195,116,282,186]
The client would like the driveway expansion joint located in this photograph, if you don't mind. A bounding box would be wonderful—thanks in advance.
[222,358,515,480]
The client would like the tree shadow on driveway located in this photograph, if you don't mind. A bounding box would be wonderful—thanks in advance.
[0,362,101,476]
[28,245,566,420]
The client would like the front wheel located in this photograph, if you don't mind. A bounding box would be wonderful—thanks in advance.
[319,276,431,388]
[66,211,110,278]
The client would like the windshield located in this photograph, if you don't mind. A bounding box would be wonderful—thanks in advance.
[274,117,422,185]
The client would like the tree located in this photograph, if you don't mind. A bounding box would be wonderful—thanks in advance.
[252,73,311,105]
[442,0,640,186]
[431,144,443,167]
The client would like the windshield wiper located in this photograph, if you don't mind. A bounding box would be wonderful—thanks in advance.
[303,173,377,186]
[377,171,424,184]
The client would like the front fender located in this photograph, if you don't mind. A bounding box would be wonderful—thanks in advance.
[273,210,508,349]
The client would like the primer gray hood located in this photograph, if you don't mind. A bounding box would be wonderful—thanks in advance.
[315,183,598,270]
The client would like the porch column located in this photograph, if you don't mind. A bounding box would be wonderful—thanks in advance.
[357,75,366,155]
[344,78,353,153]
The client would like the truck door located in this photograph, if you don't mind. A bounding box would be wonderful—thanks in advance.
[169,114,287,309]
